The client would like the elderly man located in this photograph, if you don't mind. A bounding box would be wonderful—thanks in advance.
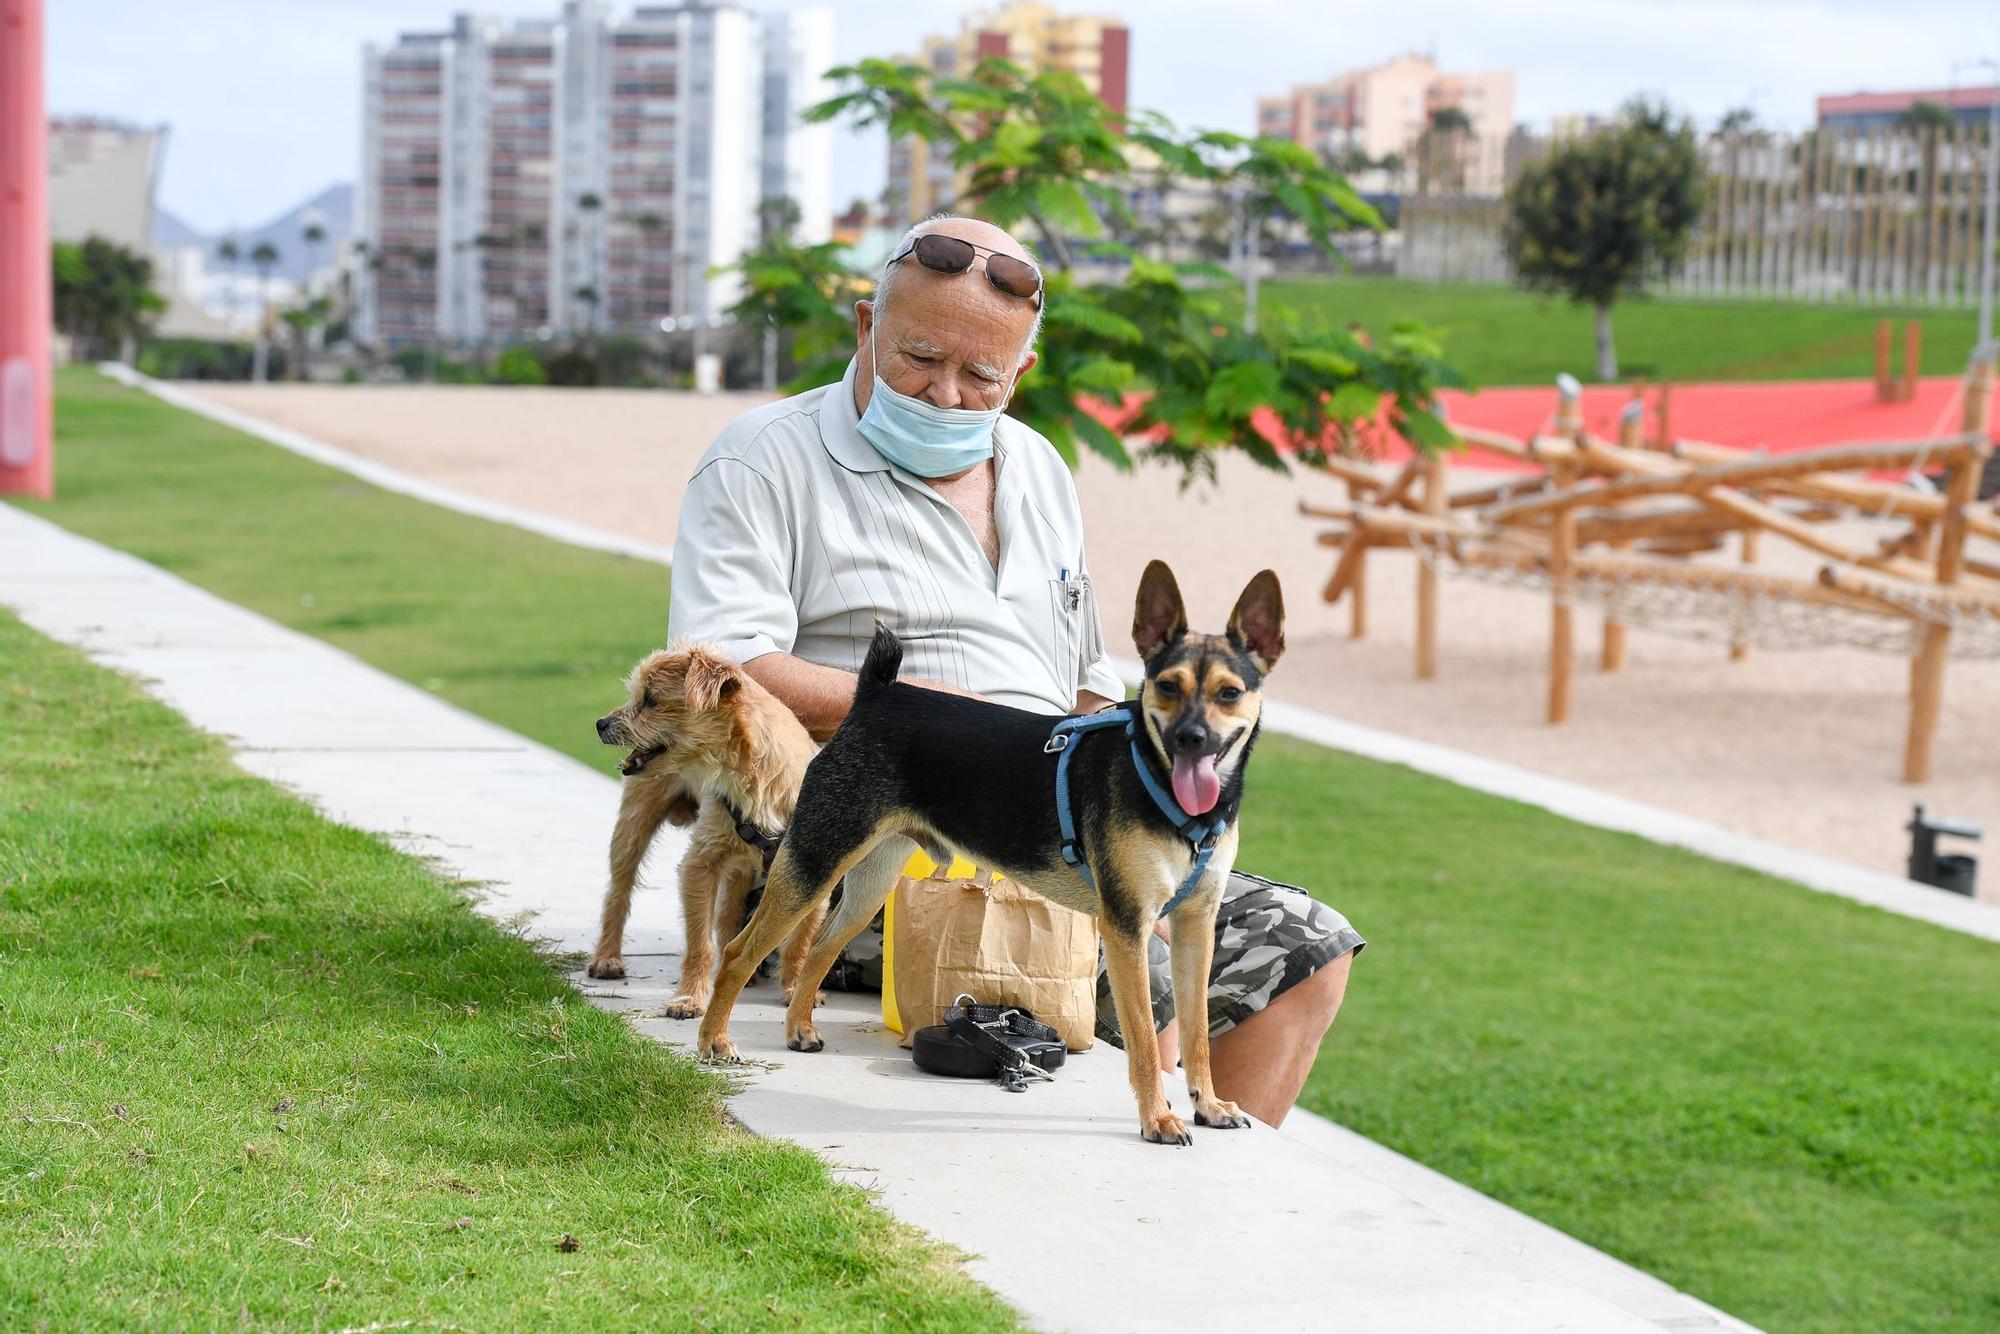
[667,215,1361,1126]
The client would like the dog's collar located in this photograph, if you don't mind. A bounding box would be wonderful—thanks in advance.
[721,796,785,872]
[1045,702,1230,915]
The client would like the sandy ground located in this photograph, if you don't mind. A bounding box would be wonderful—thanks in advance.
[188,382,1999,895]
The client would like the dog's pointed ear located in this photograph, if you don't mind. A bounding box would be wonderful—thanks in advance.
[1227,570,1285,673]
[1132,560,1189,662]
[683,648,741,711]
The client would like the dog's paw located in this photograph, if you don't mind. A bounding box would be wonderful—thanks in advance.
[1140,1110,1193,1147]
[585,957,627,980]
[697,1034,740,1064]
[662,993,707,1020]
[786,1022,824,1054]
[781,986,826,1009]
[1194,1097,1252,1130]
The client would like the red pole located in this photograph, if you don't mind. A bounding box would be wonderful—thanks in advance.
[1,0,52,500]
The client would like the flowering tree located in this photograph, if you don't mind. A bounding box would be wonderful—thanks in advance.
[792,57,1460,476]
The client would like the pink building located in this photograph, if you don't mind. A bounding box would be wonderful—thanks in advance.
[1257,53,1515,196]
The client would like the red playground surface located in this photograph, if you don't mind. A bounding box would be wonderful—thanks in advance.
[1433,376,1987,473]
[1093,375,1991,475]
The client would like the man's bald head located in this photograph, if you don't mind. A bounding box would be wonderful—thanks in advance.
[871,213,1044,368]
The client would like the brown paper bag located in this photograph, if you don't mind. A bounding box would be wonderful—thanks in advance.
[887,874,1099,1051]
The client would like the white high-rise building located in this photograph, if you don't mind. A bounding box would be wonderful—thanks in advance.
[357,1,833,349]
[762,8,834,245]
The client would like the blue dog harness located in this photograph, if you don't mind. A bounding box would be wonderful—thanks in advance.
[1044,702,1230,915]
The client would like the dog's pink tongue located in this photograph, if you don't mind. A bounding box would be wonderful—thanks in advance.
[1172,754,1222,815]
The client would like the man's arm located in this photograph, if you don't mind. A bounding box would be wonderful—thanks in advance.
[742,653,866,742]
[745,652,981,742]
[667,459,799,667]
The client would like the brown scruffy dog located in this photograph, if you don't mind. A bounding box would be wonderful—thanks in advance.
[589,645,823,1018]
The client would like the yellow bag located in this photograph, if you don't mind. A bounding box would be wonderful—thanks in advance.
[882,854,1099,1052]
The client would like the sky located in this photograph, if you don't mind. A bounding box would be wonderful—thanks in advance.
[47,0,2000,237]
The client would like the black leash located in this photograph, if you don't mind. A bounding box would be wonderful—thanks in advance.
[914,995,1065,1092]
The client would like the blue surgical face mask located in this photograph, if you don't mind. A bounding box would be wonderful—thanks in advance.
[856,319,1013,478]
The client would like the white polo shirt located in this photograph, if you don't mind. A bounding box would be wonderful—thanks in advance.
[666,357,1125,715]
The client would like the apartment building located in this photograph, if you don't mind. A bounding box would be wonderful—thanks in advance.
[47,117,166,254]
[885,2,1130,225]
[357,1,831,349]
[1257,53,1515,196]
[762,8,835,244]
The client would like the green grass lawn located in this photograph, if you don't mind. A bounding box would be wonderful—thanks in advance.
[0,612,1014,1331]
[15,367,2000,1332]
[1267,275,1981,386]
[24,367,660,770]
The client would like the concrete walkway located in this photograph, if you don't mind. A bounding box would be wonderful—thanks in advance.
[2,501,1759,1332]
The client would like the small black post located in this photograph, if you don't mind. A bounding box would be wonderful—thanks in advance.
[1907,805,1982,897]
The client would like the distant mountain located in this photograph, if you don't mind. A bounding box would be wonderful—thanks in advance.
[156,183,354,284]
[152,207,205,252]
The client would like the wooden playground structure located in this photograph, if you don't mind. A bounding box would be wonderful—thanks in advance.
[1303,358,2000,784]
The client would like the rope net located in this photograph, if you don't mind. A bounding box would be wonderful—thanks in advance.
[1405,531,2000,660]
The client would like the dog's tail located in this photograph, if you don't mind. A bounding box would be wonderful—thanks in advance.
[856,622,904,698]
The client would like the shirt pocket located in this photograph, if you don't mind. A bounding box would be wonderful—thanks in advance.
[1048,575,1103,695]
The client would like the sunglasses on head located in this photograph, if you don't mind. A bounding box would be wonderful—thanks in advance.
[888,233,1044,305]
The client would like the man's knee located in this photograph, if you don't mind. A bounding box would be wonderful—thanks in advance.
[1273,951,1353,1033]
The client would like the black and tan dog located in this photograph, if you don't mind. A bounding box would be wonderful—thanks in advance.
[696,561,1285,1146]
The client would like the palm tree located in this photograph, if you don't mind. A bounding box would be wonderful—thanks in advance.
[279,296,332,382]
[1429,105,1473,134]
[1897,101,1955,134]
[412,246,440,381]
[1715,106,1760,139]
[215,237,241,329]
[572,285,601,341]
[1418,106,1475,194]
[301,220,327,294]
[346,238,370,340]
[249,241,280,382]
[757,195,802,244]
[574,192,604,338]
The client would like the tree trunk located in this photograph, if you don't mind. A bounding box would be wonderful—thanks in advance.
[252,275,270,383]
[762,324,778,392]
[1024,206,1074,272]
[1593,302,1617,381]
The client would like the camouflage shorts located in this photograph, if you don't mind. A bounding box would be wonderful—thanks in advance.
[823,870,1363,1045]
